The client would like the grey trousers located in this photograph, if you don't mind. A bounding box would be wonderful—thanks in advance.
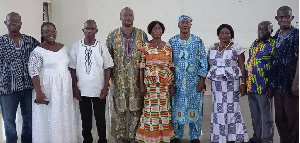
[248,92,274,143]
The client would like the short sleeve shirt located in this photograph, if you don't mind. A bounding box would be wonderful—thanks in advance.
[0,34,40,95]
[69,40,114,97]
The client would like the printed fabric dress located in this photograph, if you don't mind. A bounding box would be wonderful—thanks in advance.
[135,42,175,143]
[207,43,249,143]
[28,46,78,143]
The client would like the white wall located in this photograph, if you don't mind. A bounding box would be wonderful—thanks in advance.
[0,0,298,48]
[0,0,298,141]
[49,0,299,49]
[0,0,49,41]
[50,0,87,48]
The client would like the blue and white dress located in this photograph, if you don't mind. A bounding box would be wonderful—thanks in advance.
[207,43,249,143]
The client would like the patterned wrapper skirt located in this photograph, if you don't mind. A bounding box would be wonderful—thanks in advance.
[210,80,249,143]
[136,85,175,143]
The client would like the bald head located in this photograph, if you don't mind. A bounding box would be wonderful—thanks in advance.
[259,21,273,31]
[84,19,97,29]
[257,21,273,41]
[120,7,134,27]
[277,6,292,15]
[120,7,133,17]
[275,6,294,30]
[83,19,98,40]
[6,12,21,21]
[4,12,22,33]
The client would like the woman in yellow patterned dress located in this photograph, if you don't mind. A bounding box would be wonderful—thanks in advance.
[135,21,175,143]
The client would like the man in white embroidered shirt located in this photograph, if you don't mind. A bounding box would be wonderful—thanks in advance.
[69,19,114,143]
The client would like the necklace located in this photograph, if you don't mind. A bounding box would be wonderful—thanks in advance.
[217,41,232,53]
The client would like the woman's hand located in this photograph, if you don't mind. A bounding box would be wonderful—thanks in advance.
[197,81,206,93]
[140,84,147,97]
[239,84,247,96]
[35,91,46,104]
[169,85,175,96]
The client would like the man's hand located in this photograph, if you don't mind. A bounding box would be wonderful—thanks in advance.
[73,87,82,101]
[266,88,274,99]
[100,86,109,99]
[140,84,147,97]
[292,82,299,96]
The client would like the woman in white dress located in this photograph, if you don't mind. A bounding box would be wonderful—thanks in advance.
[28,22,78,143]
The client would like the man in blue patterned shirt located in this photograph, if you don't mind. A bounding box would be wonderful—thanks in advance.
[267,6,299,143]
[0,12,39,143]
[246,21,274,143]
[169,15,208,143]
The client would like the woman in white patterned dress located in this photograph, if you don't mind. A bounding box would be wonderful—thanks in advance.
[207,24,249,143]
[28,22,78,143]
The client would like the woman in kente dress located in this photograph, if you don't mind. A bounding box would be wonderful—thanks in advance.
[135,21,175,143]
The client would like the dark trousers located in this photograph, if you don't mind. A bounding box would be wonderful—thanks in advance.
[274,90,299,143]
[79,96,107,143]
[0,89,32,143]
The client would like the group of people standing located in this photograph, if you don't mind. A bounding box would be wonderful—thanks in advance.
[0,5,298,143]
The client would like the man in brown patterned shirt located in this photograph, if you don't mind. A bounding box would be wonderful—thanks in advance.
[106,7,148,143]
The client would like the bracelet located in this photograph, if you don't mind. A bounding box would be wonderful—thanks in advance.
[241,83,246,85]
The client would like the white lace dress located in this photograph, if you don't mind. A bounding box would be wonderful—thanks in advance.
[28,46,78,143]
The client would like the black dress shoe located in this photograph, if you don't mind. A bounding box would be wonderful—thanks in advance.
[171,138,181,143]
[248,138,261,143]
[191,139,200,143]
[128,138,137,143]
[116,138,126,143]
[97,139,107,143]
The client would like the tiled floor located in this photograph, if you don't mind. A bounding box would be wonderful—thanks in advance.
[0,80,280,143]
